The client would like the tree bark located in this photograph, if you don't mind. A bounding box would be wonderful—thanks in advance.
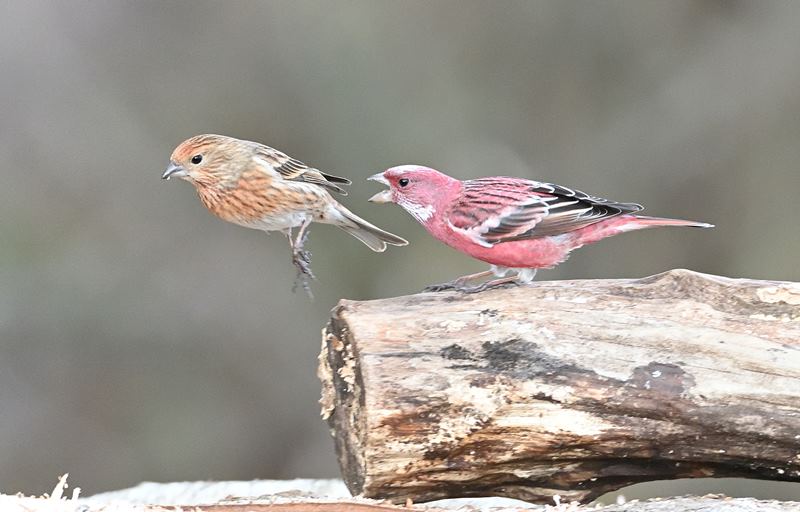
[318,269,800,505]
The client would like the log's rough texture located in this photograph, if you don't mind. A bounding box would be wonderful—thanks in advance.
[318,269,800,505]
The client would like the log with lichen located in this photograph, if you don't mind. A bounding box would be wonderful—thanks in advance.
[318,269,800,504]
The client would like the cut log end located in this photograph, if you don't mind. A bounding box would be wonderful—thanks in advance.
[320,270,800,504]
[320,305,367,495]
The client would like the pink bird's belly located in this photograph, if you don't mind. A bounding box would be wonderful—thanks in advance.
[430,215,647,269]
[430,222,576,268]
[454,235,574,268]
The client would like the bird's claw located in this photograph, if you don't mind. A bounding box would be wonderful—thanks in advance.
[423,278,519,294]
[460,279,519,294]
[291,248,315,297]
[423,279,466,292]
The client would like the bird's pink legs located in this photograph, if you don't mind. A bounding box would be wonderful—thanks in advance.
[424,267,537,293]
[423,270,495,292]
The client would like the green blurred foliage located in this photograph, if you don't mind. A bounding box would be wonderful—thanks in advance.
[0,0,798,501]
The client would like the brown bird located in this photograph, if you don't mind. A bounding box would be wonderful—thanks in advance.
[162,134,407,291]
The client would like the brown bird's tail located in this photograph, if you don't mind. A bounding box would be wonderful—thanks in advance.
[334,205,409,252]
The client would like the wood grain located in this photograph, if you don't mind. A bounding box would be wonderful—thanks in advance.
[319,269,800,504]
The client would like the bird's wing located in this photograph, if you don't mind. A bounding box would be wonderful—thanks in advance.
[446,177,643,247]
[253,144,351,195]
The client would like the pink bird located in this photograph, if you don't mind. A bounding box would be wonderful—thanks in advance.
[369,165,713,292]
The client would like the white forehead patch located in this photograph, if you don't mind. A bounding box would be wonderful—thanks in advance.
[389,164,431,173]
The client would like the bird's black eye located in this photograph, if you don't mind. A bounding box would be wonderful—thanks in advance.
[398,178,409,187]
[191,155,203,165]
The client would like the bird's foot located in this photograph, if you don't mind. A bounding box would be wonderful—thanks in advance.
[459,277,520,294]
[423,279,468,293]
[424,276,520,294]
[291,248,315,297]
[423,270,496,292]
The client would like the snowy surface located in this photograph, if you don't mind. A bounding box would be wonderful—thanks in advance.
[2,476,798,511]
[84,478,543,508]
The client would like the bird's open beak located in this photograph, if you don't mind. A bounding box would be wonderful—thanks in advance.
[368,173,392,203]
[162,161,188,180]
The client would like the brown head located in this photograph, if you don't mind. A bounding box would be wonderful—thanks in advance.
[162,134,253,188]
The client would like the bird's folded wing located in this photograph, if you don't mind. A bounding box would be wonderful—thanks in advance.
[446,177,643,246]
[253,145,351,195]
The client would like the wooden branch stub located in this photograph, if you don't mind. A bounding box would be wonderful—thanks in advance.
[318,269,800,504]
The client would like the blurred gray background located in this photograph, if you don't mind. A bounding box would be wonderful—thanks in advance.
[1,0,798,503]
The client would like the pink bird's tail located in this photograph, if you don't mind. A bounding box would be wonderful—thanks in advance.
[631,215,714,229]
[574,214,713,246]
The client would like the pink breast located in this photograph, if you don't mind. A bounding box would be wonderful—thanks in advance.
[431,225,575,269]
[423,214,650,269]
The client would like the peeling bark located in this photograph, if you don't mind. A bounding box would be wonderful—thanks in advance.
[319,269,800,504]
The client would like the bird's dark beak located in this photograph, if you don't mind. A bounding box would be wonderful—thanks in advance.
[162,161,188,180]
[368,173,392,203]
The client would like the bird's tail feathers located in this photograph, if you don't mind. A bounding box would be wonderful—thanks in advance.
[632,215,714,229]
[573,214,713,246]
[320,172,352,185]
[336,207,409,252]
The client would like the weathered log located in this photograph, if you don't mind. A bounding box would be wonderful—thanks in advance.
[318,269,800,505]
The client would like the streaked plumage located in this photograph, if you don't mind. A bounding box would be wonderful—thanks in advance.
[369,165,713,292]
[448,177,644,246]
[162,134,407,291]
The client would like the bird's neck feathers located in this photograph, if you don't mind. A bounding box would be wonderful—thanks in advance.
[194,180,227,210]
[397,197,436,225]
[189,152,252,208]
[398,177,461,227]
[191,170,240,211]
